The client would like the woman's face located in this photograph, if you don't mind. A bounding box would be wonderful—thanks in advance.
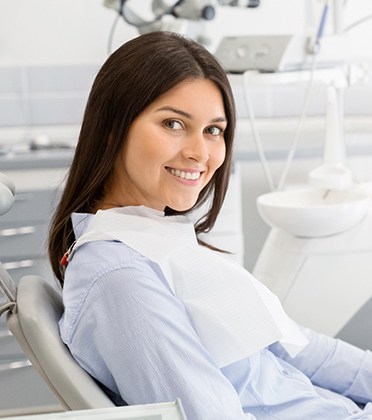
[107,78,227,212]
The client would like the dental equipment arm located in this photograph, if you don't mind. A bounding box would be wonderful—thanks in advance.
[103,0,260,34]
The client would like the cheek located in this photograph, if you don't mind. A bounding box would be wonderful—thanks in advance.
[204,143,226,186]
[126,133,160,170]
[212,142,226,170]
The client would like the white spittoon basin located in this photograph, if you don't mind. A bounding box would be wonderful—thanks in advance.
[256,188,372,238]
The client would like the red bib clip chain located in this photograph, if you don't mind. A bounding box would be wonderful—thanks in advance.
[60,241,77,267]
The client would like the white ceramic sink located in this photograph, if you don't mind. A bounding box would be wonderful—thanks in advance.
[257,188,371,237]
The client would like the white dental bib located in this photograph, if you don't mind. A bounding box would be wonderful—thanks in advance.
[72,206,308,368]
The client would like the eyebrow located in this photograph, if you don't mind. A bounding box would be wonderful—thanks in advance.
[156,106,227,123]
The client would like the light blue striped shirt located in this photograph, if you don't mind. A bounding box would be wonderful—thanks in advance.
[59,213,372,419]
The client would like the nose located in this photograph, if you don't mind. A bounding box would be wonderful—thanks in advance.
[182,132,209,163]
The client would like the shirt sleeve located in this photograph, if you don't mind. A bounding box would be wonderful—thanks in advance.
[269,325,372,404]
[68,250,253,420]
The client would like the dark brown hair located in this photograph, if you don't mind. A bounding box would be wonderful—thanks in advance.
[48,31,236,285]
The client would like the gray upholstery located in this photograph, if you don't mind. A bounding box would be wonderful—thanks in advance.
[0,271,115,411]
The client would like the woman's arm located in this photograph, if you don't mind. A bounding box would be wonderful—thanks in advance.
[269,325,372,404]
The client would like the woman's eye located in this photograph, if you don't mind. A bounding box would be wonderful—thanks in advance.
[164,119,183,130]
[206,125,224,136]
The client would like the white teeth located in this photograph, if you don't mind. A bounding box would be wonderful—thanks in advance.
[170,168,201,180]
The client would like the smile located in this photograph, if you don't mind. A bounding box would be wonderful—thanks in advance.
[167,168,202,181]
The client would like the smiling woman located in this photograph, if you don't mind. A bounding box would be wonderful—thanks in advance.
[48,31,236,284]
[48,31,372,420]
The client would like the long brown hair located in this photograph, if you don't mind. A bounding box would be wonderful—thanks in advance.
[49,31,236,286]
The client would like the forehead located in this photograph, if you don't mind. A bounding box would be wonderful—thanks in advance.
[144,78,226,117]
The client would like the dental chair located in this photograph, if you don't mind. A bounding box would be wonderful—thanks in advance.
[0,265,115,411]
[0,266,187,419]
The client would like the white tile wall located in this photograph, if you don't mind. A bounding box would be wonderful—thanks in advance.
[27,65,98,93]
[29,94,88,126]
[1,64,372,130]
[229,72,372,120]
[0,65,98,128]
[0,96,29,127]
[0,68,23,94]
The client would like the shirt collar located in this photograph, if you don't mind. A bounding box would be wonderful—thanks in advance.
[71,213,92,239]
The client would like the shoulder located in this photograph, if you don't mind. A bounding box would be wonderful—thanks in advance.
[60,239,171,342]
[67,239,163,283]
